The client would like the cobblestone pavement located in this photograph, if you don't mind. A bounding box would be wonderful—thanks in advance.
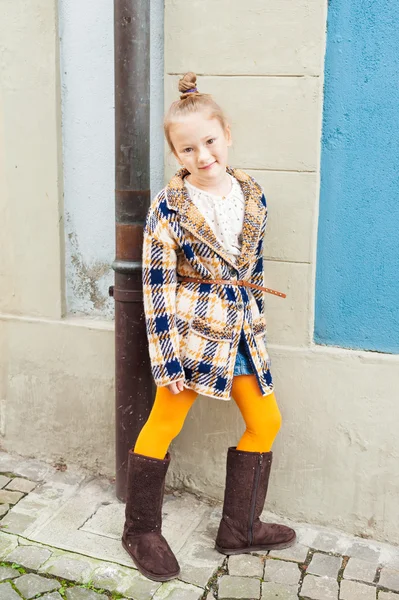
[0,452,398,599]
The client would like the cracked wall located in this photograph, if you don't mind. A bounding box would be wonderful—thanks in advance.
[59,0,164,317]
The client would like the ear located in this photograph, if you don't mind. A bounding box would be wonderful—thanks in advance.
[225,124,232,147]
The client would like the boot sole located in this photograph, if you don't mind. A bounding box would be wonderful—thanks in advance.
[215,532,297,555]
[122,539,180,582]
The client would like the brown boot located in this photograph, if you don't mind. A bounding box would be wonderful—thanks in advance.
[122,450,180,581]
[215,447,296,555]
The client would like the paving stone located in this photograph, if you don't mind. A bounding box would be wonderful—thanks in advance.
[0,581,21,600]
[0,477,11,489]
[294,525,318,548]
[261,582,298,599]
[14,573,61,599]
[307,552,342,578]
[65,589,108,600]
[179,563,219,588]
[343,556,378,583]
[346,541,381,562]
[5,544,52,569]
[90,563,136,593]
[379,567,399,592]
[6,478,36,493]
[228,554,263,578]
[177,535,225,588]
[0,532,18,557]
[312,531,351,555]
[119,572,162,600]
[151,579,203,599]
[379,593,399,600]
[300,574,339,599]
[264,559,300,586]
[0,511,35,534]
[41,594,63,600]
[0,505,9,518]
[42,555,93,583]
[0,490,23,504]
[0,566,20,581]
[269,543,309,563]
[339,579,376,599]
[218,575,261,599]
[41,556,93,583]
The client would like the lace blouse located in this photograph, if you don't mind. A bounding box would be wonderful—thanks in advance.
[184,175,245,262]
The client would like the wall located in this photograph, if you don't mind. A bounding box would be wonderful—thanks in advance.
[59,0,165,317]
[164,0,399,544]
[0,0,115,475]
[0,0,164,475]
[2,0,399,545]
[315,0,399,353]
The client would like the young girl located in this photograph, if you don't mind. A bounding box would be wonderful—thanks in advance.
[122,72,296,582]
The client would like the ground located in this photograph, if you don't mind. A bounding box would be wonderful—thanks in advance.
[0,451,398,599]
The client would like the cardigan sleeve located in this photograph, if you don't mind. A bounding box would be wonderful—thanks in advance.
[142,224,185,387]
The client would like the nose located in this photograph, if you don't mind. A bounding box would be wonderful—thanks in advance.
[198,145,211,165]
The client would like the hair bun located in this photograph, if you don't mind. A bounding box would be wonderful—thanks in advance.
[178,72,198,99]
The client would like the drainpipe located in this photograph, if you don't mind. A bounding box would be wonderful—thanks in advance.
[110,0,153,501]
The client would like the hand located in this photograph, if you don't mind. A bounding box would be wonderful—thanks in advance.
[167,380,185,395]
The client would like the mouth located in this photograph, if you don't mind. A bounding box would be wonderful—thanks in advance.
[199,161,216,170]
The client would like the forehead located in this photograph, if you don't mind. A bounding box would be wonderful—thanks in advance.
[169,112,224,145]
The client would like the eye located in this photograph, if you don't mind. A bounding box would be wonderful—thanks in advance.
[183,147,193,153]
[207,138,216,145]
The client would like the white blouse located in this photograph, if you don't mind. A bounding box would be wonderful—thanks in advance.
[184,175,245,262]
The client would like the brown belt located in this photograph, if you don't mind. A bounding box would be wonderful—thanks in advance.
[178,276,286,299]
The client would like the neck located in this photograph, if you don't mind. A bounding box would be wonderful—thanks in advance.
[186,170,231,196]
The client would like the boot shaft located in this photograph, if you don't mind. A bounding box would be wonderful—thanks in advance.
[220,447,272,545]
[124,450,170,536]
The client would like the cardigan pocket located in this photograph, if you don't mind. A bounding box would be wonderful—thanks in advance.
[182,316,233,384]
[191,316,233,342]
[252,315,271,371]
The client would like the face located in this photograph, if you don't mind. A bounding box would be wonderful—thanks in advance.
[169,111,232,187]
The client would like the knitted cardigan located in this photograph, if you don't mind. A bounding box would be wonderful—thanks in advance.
[142,166,273,400]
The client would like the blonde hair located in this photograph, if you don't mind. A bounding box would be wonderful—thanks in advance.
[164,72,229,153]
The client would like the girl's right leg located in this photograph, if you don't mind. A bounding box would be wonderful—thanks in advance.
[123,385,197,582]
[134,385,198,459]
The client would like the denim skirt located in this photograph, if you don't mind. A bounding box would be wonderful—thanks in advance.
[233,335,254,376]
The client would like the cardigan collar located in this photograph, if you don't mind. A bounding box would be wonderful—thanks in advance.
[165,166,266,269]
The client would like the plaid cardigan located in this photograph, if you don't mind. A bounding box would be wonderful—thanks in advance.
[142,166,273,400]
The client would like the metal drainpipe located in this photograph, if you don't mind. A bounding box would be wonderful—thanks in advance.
[110,0,153,502]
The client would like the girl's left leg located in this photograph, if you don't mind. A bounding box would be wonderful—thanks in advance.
[231,374,282,452]
[215,374,296,555]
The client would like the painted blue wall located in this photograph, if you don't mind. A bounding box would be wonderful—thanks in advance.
[315,0,399,353]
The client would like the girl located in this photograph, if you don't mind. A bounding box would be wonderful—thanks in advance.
[122,72,296,582]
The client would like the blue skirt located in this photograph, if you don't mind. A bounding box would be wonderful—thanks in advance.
[233,335,254,376]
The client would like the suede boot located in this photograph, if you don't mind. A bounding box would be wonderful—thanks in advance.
[215,447,296,555]
[122,450,180,581]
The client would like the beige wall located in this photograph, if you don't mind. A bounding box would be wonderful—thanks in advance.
[164,0,399,545]
[0,0,64,319]
[0,1,115,473]
[2,0,399,547]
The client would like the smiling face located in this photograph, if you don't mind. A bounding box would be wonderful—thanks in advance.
[169,111,232,189]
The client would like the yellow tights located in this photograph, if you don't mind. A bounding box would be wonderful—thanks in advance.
[134,374,282,459]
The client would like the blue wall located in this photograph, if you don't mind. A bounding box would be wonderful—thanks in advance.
[315,0,399,354]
